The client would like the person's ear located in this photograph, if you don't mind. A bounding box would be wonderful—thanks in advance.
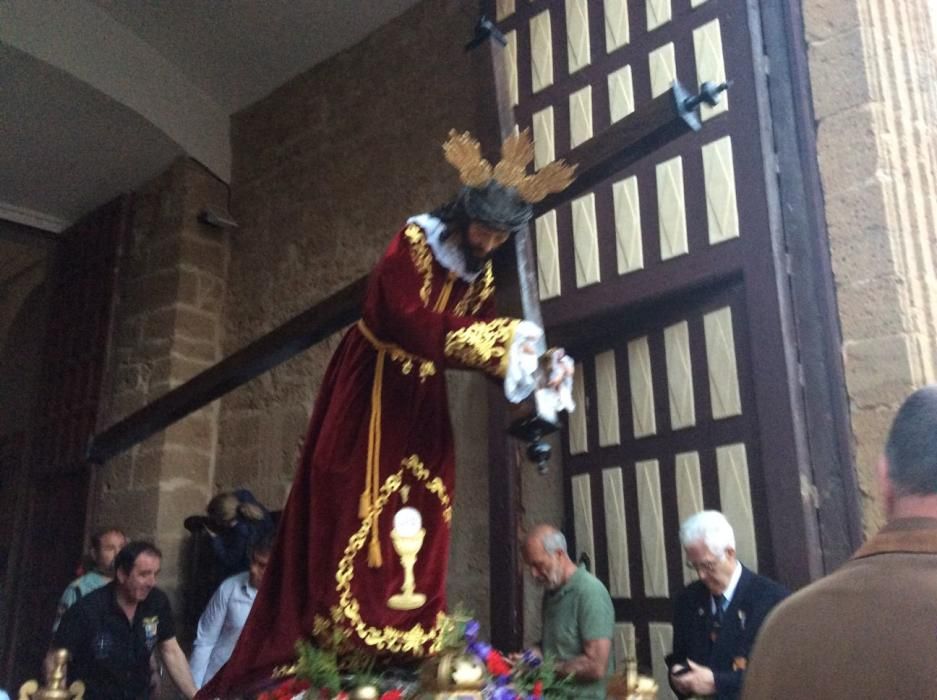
[877,455,895,518]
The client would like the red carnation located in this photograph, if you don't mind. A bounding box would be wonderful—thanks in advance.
[532,680,543,698]
[380,691,403,700]
[485,650,512,676]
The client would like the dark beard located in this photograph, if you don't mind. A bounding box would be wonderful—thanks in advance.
[460,239,487,273]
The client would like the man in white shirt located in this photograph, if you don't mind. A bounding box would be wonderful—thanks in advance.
[189,535,272,688]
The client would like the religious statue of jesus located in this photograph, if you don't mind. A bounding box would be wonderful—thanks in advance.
[197,129,576,698]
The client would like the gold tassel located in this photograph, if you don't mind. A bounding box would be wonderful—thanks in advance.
[363,350,385,568]
[368,528,382,568]
[358,491,369,519]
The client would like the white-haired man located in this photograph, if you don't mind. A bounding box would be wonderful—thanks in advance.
[666,511,786,699]
[743,385,937,698]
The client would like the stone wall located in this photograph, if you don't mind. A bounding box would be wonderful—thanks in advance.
[217,0,503,632]
[803,0,937,533]
[91,158,230,611]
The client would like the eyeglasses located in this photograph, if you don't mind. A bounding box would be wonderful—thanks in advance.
[685,559,720,574]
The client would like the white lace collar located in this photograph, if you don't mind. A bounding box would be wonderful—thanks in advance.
[407,213,482,283]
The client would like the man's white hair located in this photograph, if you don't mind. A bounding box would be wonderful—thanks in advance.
[541,529,568,555]
[679,510,735,559]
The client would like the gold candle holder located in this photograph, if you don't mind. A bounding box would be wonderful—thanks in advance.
[19,649,85,700]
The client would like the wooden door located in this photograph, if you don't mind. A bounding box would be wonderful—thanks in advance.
[3,196,130,688]
[489,0,858,690]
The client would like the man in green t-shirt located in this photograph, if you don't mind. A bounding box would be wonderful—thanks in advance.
[521,524,614,699]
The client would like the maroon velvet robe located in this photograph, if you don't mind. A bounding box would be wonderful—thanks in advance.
[198,223,518,697]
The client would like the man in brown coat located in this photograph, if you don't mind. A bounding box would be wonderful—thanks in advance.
[742,385,937,699]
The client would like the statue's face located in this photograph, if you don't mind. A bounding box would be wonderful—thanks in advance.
[461,222,510,271]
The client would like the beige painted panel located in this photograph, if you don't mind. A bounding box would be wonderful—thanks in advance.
[657,156,688,260]
[566,0,591,74]
[596,350,621,446]
[702,136,739,244]
[573,193,600,288]
[717,443,759,572]
[571,473,596,566]
[664,321,696,430]
[533,106,556,170]
[649,623,677,700]
[569,85,594,149]
[613,622,637,668]
[569,362,588,454]
[536,211,560,301]
[646,0,672,31]
[604,0,630,52]
[530,10,554,93]
[628,336,657,438]
[602,467,631,597]
[636,459,669,597]
[703,306,742,419]
[649,42,676,98]
[505,30,519,108]
[693,18,729,120]
[613,175,643,275]
[496,0,515,21]
[675,451,704,585]
[608,64,635,124]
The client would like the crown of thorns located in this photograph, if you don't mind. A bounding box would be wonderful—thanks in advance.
[443,129,577,204]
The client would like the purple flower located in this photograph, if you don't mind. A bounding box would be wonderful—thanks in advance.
[464,619,480,643]
[521,649,542,668]
[468,641,491,659]
[491,685,518,700]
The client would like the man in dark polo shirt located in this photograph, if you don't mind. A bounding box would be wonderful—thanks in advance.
[52,541,196,700]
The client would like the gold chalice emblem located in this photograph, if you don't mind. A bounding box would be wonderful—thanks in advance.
[387,506,427,610]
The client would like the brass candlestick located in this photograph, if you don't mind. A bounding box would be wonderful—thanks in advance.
[19,649,85,700]
[387,506,427,610]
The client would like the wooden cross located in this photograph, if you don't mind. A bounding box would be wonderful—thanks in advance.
[88,79,724,465]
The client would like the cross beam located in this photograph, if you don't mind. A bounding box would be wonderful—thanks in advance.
[88,82,716,465]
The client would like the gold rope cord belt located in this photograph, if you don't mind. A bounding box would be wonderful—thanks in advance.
[355,320,437,568]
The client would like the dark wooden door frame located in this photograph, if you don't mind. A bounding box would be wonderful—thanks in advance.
[747,0,862,574]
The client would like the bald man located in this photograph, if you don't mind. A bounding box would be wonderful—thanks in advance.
[520,524,613,700]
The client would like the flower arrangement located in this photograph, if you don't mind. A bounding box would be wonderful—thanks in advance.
[255,614,577,699]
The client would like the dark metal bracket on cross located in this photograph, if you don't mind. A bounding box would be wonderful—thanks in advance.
[88,72,727,465]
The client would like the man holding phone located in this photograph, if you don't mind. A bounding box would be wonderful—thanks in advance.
[665,511,787,699]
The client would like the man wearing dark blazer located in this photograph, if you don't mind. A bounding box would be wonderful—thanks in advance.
[665,511,787,699]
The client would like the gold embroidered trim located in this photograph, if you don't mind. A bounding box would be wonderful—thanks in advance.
[454,261,495,316]
[403,224,433,307]
[357,320,436,382]
[333,454,452,655]
[443,318,518,378]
